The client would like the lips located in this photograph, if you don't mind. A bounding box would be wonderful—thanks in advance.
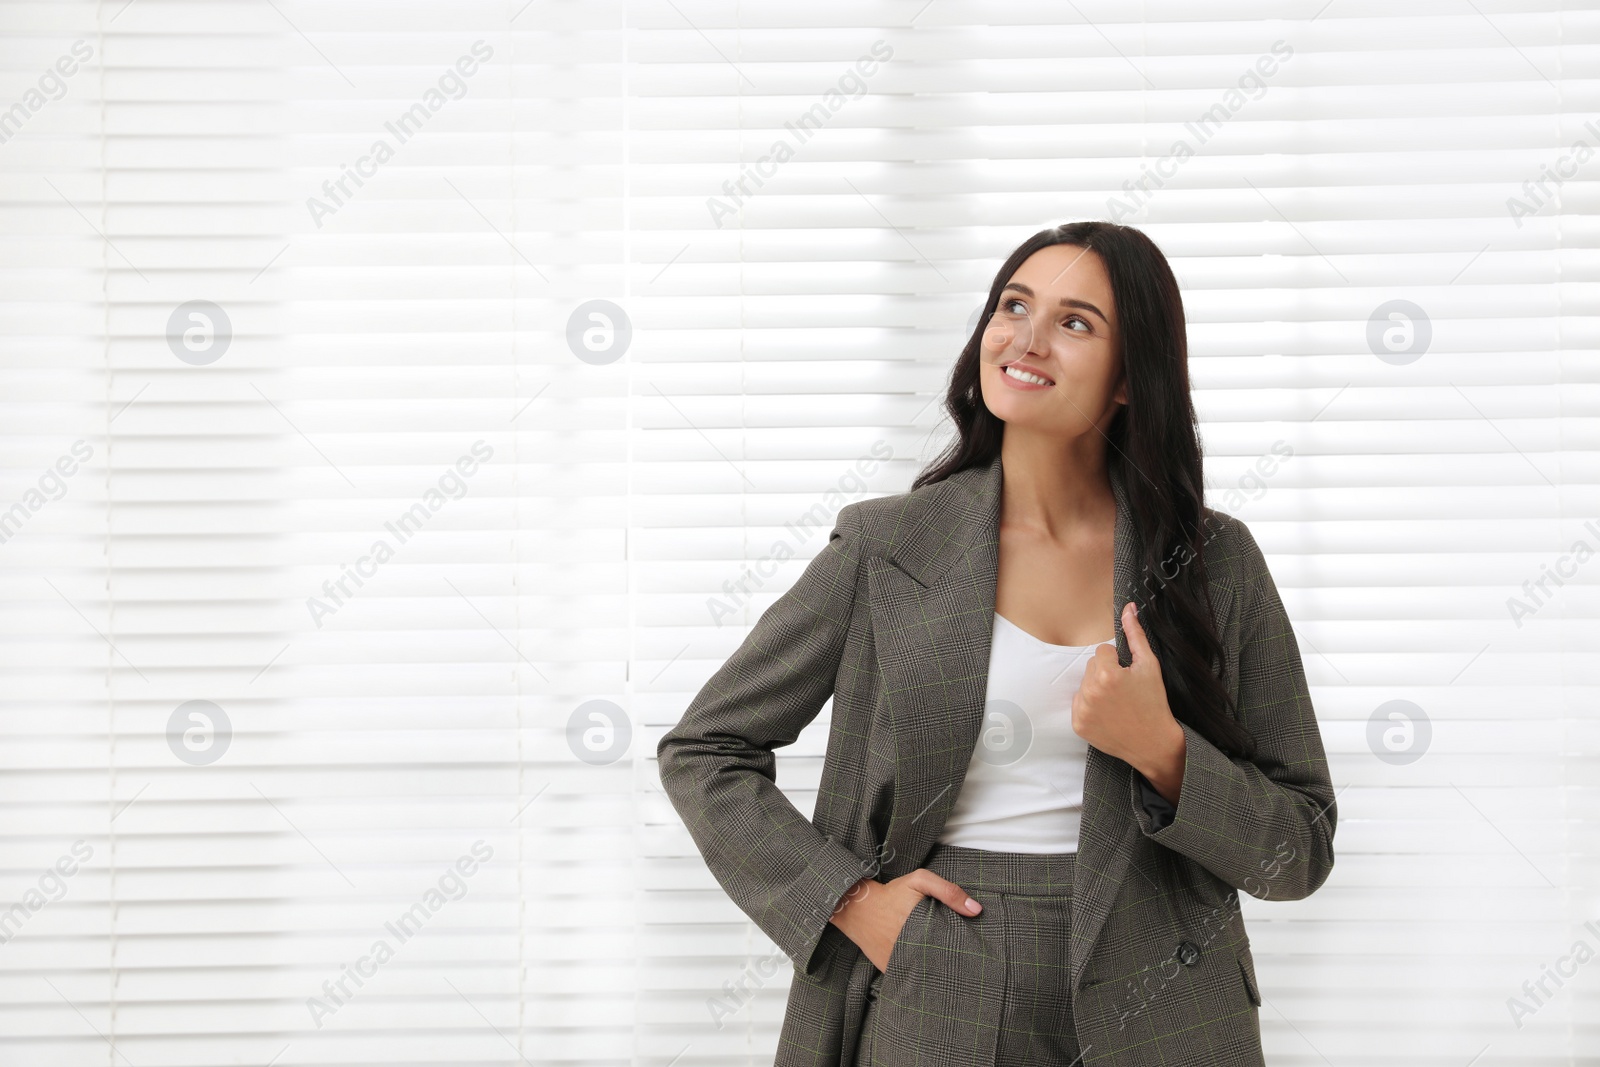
[1002,361,1055,386]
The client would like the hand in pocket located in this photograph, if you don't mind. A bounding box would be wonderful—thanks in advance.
[828,868,984,973]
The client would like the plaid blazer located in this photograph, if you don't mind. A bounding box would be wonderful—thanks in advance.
[658,453,1337,1067]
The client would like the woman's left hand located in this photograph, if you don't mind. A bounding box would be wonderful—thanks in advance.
[1071,600,1188,806]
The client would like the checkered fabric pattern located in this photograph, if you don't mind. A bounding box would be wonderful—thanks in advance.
[858,844,1085,1067]
[657,453,1337,1067]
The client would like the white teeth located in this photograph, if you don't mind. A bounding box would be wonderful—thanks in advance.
[1005,364,1051,386]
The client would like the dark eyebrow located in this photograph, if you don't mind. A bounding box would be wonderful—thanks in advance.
[1000,281,1111,327]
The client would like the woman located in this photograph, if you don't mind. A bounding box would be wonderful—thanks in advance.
[657,221,1336,1067]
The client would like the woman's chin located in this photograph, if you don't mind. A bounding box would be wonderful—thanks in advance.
[984,388,1061,426]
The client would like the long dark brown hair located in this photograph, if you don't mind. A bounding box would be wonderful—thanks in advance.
[914,220,1255,760]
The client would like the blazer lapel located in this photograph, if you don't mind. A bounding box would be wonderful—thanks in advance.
[1069,455,1144,989]
[866,450,1148,989]
[866,454,1004,879]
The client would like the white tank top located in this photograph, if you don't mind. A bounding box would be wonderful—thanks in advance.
[936,612,1115,853]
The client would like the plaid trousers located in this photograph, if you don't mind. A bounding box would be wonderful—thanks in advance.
[859,845,1084,1067]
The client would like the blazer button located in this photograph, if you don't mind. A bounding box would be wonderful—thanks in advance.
[1176,941,1200,967]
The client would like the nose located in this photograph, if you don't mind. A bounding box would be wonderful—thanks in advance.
[1025,308,1053,359]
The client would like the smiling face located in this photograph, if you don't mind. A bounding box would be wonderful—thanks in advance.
[978,243,1127,441]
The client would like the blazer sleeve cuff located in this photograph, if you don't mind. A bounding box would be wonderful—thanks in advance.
[1131,721,1234,846]
[1130,769,1177,831]
[789,834,875,979]
[1132,720,1258,856]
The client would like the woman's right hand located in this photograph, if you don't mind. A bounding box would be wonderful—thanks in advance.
[827,869,983,973]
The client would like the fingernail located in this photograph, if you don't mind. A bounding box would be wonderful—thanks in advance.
[965,898,981,914]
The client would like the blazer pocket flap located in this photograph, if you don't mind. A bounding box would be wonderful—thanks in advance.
[1236,950,1262,1007]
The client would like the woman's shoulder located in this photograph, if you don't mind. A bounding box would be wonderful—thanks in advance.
[844,463,982,528]
[835,465,991,583]
[1197,504,1274,588]
[851,467,972,518]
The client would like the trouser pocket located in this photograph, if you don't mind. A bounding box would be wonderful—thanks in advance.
[866,893,1006,1067]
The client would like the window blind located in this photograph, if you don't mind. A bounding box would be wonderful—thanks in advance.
[0,1,1592,1065]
